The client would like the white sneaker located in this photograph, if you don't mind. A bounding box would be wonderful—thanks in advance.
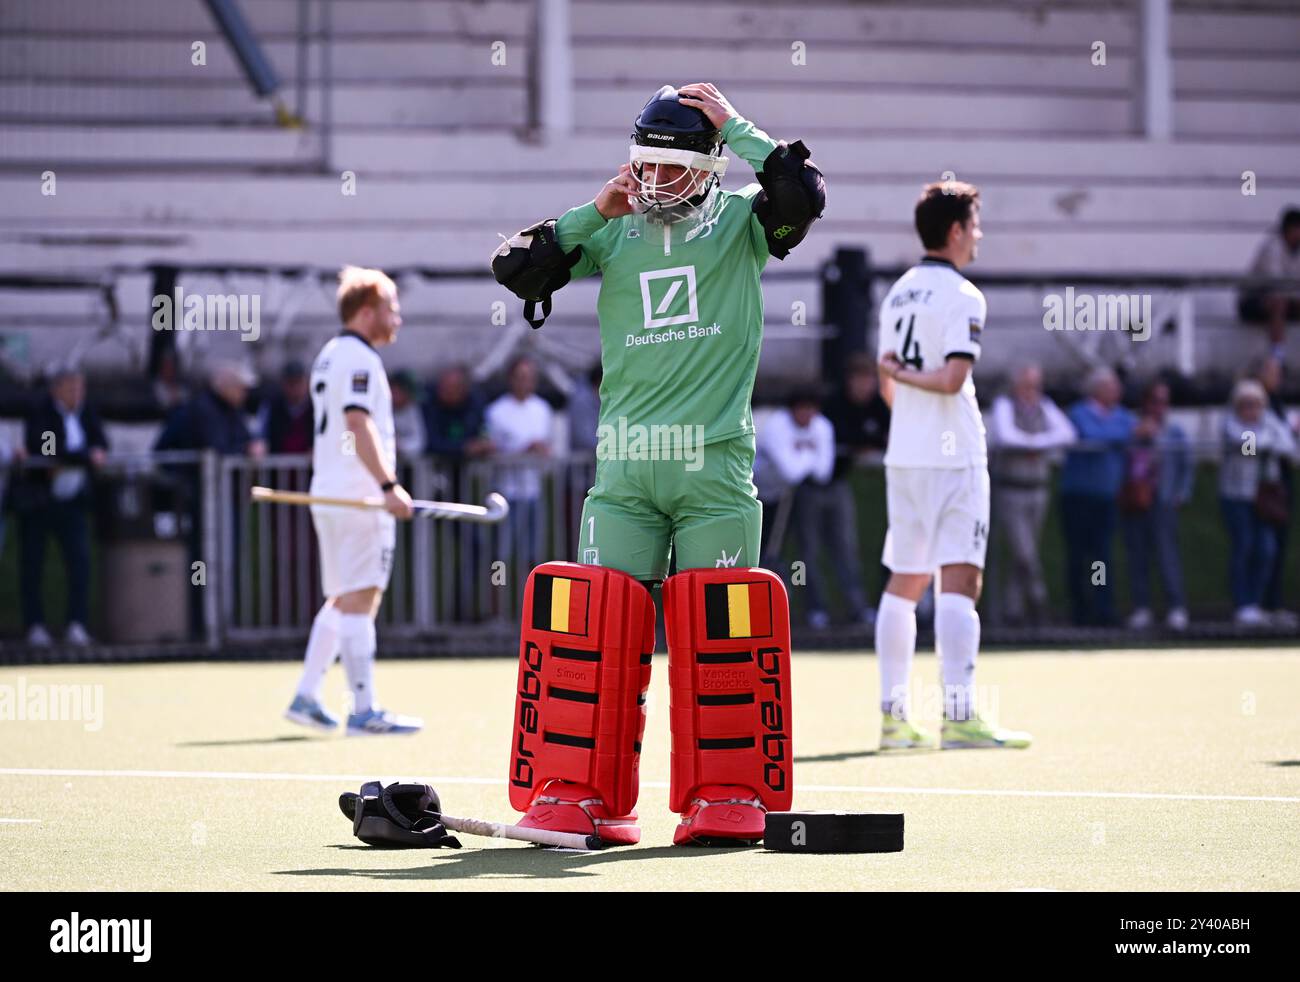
[1126,608,1153,630]
[26,624,53,646]
[1165,607,1189,631]
[1235,605,1267,627]
[346,708,423,736]
[284,694,340,732]
[65,622,92,646]
[1266,609,1299,630]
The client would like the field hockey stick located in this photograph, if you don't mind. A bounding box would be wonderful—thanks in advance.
[437,814,603,851]
[250,486,509,524]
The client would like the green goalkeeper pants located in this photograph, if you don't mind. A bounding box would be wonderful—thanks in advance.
[576,434,762,581]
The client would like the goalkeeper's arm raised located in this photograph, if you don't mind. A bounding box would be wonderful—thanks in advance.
[722,114,826,260]
[678,81,824,260]
[648,82,825,260]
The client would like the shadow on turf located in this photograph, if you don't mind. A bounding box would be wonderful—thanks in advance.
[1266,760,1300,767]
[176,735,315,748]
[278,843,763,881]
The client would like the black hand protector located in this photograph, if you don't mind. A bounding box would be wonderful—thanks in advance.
[491,218,584,328]
[752,140,826,260]
[340,781,462,849]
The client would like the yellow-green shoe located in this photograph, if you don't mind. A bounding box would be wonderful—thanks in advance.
[880,714,936,750]
[941,716,1032,750]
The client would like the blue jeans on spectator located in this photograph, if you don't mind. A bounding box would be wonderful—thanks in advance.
[1264,518,1289,611]
[1122,504,1186,612]
[1262,469,1292,611]
[20,499,91,629]
[1061,492,1118,626]
[1220,497,1277,609]
[793,479,869,620]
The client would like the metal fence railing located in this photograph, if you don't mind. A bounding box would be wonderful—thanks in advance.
[1,449,596,652]
[2,429,1298,656]
[219,452,597,643]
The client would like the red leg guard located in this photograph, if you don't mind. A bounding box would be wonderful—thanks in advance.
[509,563,655,845]
[665,567,794,846]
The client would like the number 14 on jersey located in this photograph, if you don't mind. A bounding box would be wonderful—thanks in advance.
[894,314,923,369]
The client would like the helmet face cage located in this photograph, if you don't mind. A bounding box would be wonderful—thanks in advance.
[628,143,729,222]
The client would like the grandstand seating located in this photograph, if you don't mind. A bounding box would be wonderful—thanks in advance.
[2,0,1299,387]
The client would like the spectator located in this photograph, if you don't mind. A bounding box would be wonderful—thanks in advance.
[1220,378,1299,627]
[154,360,263,637]
[423,364,493,621]
[251,361,315,626]
[752,431,790,570]
[16,367,108,646]
[424,363,491,460]
[822,351,891,618]
[1059,367,1135,626]
[1120,381,1193,631]
[155,360,265,458]
[0,429,26,563]
[568,361,602,457]
[1256,357,1298,627]
[1238,207,1300,353]
[823,352,891,459]
[759,390,873,629]
[485,356,554,572]
[257,361,313,455]
[759,392,833,622]
[151,349,189,416]
[390,370,427,459]
[987,363,1076,626]
[564,361,602,554]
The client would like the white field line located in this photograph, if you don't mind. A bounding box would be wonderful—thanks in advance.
[0,767,1295,805]
[0,818,41,824]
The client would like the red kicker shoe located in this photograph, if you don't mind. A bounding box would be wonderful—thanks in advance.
[517,781,641,846]
[673,784,767,846]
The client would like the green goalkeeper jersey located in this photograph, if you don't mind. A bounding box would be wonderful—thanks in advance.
[556,115,780,448]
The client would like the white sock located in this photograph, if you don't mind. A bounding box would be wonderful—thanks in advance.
[338,613,377,714]
[936,593,980,721]
[875,592,917,719]
[295,604,341,701]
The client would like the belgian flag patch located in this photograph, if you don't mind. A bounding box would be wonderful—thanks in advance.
[704,581,774,640]
[531,573,591,636]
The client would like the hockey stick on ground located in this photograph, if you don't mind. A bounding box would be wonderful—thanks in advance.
[250,486,509,524]
[438,814,603,851]
[339,791,602,851]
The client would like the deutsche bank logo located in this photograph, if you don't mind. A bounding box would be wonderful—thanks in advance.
[639,265,698,329]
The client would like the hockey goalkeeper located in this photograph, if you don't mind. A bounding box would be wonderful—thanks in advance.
[492,82,825,846]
